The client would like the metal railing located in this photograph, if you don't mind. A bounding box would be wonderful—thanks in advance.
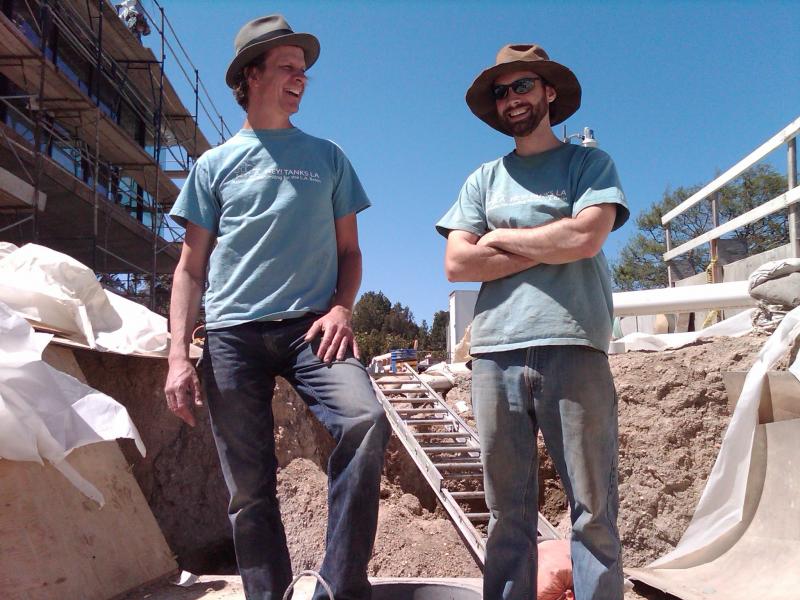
[661,116,800,284]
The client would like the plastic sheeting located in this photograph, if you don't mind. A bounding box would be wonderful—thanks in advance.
[0,301,145,504]
[626,419,800,599]
[0,243,170,356]
[609,308,756,353]
[646,304,800,568]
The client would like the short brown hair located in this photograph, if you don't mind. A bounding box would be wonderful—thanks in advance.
[231,52,268,111]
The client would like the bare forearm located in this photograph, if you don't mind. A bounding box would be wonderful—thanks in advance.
[332,248,362,311]
[446,243,538,282]
[481,205,617,264]
[484,225,593,264]
[168,268,204,362]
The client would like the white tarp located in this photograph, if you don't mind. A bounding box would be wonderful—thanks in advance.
[0,243,170,356]
[610,308,756,353]
[627,419,800,599]
[649,304,800,567]
[0,301,145,504]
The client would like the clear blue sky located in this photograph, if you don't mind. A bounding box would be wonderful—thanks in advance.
[144,0,799,326]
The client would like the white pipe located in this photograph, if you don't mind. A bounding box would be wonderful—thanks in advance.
[613,281,755,317]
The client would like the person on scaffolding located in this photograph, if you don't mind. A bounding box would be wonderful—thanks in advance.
[436,44,630,599]
[163,14,389,600]
[115,0,150,40]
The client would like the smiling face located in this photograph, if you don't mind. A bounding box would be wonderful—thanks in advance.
[494,69,556,138]
[246,45,307,126]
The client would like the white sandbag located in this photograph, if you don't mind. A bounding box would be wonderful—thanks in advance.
[748,258,800,307]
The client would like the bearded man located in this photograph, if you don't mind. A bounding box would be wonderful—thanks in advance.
[436,44,630,600]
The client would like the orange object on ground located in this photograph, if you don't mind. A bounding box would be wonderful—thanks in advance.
[538,539,575,600]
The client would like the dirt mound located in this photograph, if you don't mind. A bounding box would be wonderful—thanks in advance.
[443,334,773,569]
[613,333,769,566]
[277,458,481,578]
[73,330,787,595]
[74,349,478,576]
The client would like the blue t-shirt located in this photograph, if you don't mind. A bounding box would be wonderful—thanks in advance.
[436,144,629,354]
[169,128,370,330]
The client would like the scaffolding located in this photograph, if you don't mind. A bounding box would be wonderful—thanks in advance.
[0,0,231,312]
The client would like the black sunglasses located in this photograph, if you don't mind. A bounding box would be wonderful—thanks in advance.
[492,77,541,100]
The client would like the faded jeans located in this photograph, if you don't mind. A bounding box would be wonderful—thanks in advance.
[201,316,390,600]
[472,345,623,600]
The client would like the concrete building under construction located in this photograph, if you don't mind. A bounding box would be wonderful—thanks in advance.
[0,0,227,311]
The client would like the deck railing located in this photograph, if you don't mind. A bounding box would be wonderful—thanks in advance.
[661,116,800,284]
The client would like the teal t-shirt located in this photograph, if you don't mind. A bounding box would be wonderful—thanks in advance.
[169,128,370,330]
[436,144,629,354]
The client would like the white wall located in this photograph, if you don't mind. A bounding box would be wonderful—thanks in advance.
[448,290,479,360]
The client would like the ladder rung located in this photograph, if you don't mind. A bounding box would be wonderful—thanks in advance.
[403,418,454,426]
[388,398,438,403]
[381,386,426,392]
[449,491,486,500]
[413,432,470,438]
[395,408,448,414]
[421,445,479,453]
[466,512,490,522]
[441,472,484,479]
[432,462,483,470]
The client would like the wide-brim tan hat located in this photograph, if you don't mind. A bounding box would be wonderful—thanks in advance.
[466,44,581,135]
[225,14,320,88]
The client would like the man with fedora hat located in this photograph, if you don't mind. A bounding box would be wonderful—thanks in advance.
[165,14,389,600]
[437,44,629,599]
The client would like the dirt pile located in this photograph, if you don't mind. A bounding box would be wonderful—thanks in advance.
[73,352,335,573]
[73,330,783,593]
[443,334,774,568]
[613,333,770,566]
[277,458,481,578]
[74,350,474,575]
[73,349,233,573]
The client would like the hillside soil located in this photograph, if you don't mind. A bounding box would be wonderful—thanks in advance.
[78,332,788,600]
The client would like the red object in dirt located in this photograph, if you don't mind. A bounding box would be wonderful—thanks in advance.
[538,539,575,600]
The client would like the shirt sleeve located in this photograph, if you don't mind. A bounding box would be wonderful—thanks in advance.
[572,149,630,231]
[435,169,488,238]
[168,157,220,233]
[331,145,371,219]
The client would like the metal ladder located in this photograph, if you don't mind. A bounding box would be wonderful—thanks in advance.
[371,365,560,567]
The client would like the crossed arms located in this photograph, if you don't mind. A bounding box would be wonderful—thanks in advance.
[444,203,618,282]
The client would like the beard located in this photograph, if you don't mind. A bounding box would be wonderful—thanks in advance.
[501,99,549,137]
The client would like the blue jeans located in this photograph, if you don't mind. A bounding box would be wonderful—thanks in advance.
[201,316,390,600]
[472,345,622,600]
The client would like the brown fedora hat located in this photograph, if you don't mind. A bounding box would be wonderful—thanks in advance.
[225,14,320,88]
[466,44,581,135]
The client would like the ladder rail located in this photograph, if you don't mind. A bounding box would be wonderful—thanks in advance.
[371,374,486,565]
[372,364,562,570]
